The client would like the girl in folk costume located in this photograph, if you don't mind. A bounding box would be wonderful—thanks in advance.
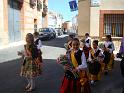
[87,40,105,85]
[33,32,42,49]
[18,33,42,92]
[103,35,115,75]
[83,33,91,60]
[60,38,91,93]
[33,32,42,63]
[64,34,74,50]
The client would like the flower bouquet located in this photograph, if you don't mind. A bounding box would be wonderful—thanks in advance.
[98,42,105,49]
[57,54,79,79]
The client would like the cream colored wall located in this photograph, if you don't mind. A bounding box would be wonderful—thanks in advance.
[101,0,124,10]
[90,7,100,37]
[0,0,4,45]
[78,0,90,37]
[23,0,43,38]
[0,0,9,46]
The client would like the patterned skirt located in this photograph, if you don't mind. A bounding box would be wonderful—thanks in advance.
[20,57,42,78]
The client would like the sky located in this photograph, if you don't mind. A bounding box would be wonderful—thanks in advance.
[48,0,78,22]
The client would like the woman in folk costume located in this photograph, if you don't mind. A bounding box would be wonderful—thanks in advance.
[83,33,91,60]
[87,40,105,85]
[60,38,91,93]
[18,33,42,92]
[103,35,115,75]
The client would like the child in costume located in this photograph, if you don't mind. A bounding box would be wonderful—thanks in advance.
[18,33,42,92]
[33,32,42,49]
[83,33,91,60]
[103,35,115,75]
[87,40,104,85]
[59,38,91,93]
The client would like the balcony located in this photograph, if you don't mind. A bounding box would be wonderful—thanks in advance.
[42,3,48,17]
[37,0,42,11]
[30,0,37,9]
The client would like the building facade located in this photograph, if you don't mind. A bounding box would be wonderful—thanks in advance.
[78,0,124,38]
[0,0,48,47]
[72,15,78,33]
[78,0,124,52]
[48,11,63,28]
[62,21,72,33]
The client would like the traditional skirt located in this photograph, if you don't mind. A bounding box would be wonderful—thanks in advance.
[104,53,114,71]
[20,57,42,78]
[60,71,91,93]
[88,61,102,81]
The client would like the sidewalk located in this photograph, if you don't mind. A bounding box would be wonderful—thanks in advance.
[0,41,25,63]
[0,35,68,63]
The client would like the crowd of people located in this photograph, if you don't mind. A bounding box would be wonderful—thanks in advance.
[58,33,116,93]
[17,32,124,93]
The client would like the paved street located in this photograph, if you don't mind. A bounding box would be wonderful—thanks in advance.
[0,36,124,93]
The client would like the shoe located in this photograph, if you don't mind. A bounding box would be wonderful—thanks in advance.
[25,85,31,90]
[104,71,108,75]
[26,88,35,92]
[90,80,95,85]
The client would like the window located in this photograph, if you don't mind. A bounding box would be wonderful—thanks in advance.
[104,14,124,37]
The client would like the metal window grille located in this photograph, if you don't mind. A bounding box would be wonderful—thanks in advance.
[104,14,124,37]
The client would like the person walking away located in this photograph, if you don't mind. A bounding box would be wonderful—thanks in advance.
[103,35,115,75]
[18,33,42,92]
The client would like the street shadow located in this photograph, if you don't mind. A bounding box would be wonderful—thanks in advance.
[41,36,68,48]
[91,61,124,93]
[0,58,64,93]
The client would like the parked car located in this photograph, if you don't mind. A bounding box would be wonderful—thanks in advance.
[39,28,53,40]
[55,28,63,36]
[50,28,56,38]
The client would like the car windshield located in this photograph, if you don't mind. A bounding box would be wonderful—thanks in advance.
[41,28,50,32]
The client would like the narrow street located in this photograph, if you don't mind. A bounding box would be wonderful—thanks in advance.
[0,36,124,93]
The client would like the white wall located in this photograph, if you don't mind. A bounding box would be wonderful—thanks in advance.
[90,7,100,37]
[101,0,124,10]
[0,0,4,45]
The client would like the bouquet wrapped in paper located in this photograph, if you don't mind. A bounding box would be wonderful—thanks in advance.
[57,54,79,79]
[98,42,105,49]
[57,54,68,65]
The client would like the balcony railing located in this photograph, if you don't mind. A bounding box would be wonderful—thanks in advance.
[42,3,48,17]
[30,0,37,9]
[37,0,42,11]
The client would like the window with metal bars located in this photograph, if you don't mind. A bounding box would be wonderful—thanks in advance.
[104,14,124,37]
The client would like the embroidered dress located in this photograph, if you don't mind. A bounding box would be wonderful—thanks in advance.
[88,47,104,81]
[20,44,42,78]
[60,49,91,93]
[103,41,115,71]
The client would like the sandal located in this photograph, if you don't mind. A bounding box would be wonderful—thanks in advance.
[26,88,35,92]
[25,85,31,90]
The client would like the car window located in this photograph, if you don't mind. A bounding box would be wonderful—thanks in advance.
[42,28,50,32]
